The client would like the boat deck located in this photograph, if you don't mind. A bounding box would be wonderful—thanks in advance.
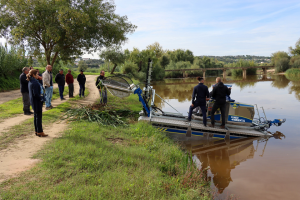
[139,115,269,137]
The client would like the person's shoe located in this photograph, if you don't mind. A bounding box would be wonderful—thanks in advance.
[24,112,31,115]
[50,105,54,108]
[61,98,66,100]
[69,96,74,98]
[29,111,34,114]
[37,132,48,137]
[45,107,51,110]
[220,125,226,129]
[208,124,214,128]
[35,132,38,136]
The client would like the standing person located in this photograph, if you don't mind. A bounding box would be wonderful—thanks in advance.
[77,70,86,97]
[65,69,74,98]
[55,69,66,100]
[19,67,33,115]
[27,69,48,137]
[186,77,209,126]
[36,69,43,85]
[42,65,54,110]
[95,70,107,104]
[209,77,231,129]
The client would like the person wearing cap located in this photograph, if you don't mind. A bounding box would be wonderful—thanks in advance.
[55,69,66,100]
[77,70,86,97]
[186,77,209,126]
[65,69,74,98]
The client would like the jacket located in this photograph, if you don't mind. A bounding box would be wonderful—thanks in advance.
[55,73,65,86]
[191,83,209,106]
[66,73,74,84]
[28,77,43,112]
[77,74,86,85]
[211,82,231,104]
[19,73,29,93]
[42,70,53,87]
[95,75,105,89]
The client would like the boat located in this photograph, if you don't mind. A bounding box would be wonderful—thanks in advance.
[102,59,285,139]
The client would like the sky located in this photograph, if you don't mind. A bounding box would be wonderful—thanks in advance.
[91,0,300,58]
[1,0,299,58]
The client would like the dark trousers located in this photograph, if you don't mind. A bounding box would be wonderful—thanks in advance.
[34,112,43,133]
[79,84,85,97]
[58,85,65,99]
[21,92,30,112]
[188,103,207,126]
[211,103,226,126]
[68,83,74,97]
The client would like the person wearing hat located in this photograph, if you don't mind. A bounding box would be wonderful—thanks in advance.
[77,69,86,97]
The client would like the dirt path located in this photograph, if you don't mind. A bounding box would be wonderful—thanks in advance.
[0,75,99,183]
[0,85,59,105]
[0,83,75,136]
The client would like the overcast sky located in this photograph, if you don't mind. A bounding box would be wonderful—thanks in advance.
[2,0,299,58]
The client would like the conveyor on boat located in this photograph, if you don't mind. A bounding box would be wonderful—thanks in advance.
[101,59,286,139]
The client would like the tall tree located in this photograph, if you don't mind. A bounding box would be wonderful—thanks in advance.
[0,0,136,66]
[289,38,300,56]
[99,47,125,74]
[146,42,164,58]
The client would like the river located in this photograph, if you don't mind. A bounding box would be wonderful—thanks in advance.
[152,75,300,200]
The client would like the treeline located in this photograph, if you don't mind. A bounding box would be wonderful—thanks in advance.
[271,38,300,74]
[0,44,28,91]
[198,55,271,64]
[99,42,270,81]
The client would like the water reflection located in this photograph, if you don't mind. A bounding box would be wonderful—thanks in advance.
[152,75,300,109]
[182,137,271,194]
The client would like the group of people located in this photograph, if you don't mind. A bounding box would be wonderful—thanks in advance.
[19,66,87,137]
[187,77,231,129]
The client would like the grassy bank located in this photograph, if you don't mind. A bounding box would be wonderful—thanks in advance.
[0,74,20,92]
[285,68,300,81]
[0,92,211,199]
[0,87,69,120]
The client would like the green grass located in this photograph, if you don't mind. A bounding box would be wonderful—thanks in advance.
[0,121,211,199]
[0,75,20,92]
[0,86,69,120]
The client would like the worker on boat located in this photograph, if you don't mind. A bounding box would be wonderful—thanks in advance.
[209,77,231,129]
[186,77,209,126]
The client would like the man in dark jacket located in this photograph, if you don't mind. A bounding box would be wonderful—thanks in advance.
[209,77,231,129]
[19,67,33,115]
[55,69,66,100]
[65,69,74,98]
[95,70,107,104]
[187,77,209,126]
[77,70,86,97]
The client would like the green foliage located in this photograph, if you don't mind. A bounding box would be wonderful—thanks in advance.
[271,51,290,66]
[160,55,170,68]
[275,58,290,73]
[99,46,126,74]
[146,42,165,58]
[78,60,88,72]
[0,44,27,78]
[289,38,300,56]
[0,0,136,66]
[285,68,300,79]
[167,49,194,64]
[122,60,138,76]
[152,64,165,81]
[226,59,257,76]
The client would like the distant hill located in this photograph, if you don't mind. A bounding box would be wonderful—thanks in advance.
[197,55,271,64]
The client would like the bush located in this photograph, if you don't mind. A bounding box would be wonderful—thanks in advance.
[275,57,290,73]
[122,61,138,76]
[152,64,165,81]
[285,68,300,79]
[292,59,300,68]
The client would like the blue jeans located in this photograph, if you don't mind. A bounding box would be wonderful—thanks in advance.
[99,90,107,104]
[58,85,64,99]
[188,103,207,126]
[45,86,53,108]
[79,84,85,97]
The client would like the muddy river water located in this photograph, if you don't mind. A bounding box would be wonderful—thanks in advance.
[152,75,300,200]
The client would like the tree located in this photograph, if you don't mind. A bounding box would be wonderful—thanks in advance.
[99,47,126,74]
[0,0,136,66]
[289,38,300,56]
[271,51,290,65]
[78,60,88,72]
[160,55,170,68]
[146,42,164,58]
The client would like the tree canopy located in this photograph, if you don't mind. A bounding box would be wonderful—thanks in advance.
[99,46,125,74]
[0,0,136,66]
[289,38,300,56]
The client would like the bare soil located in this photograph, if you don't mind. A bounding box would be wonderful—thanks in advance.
[0,75,98,183]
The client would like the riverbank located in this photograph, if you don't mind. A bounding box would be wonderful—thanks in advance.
[0,92,212,199]
[285,68,300,80]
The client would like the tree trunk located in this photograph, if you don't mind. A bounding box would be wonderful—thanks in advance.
[51,52,59,67]
[110,64,117,74]
[138,61,142,72]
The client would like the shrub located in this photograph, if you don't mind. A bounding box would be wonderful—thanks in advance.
[152,64,165,81]
[275,57,290,73]
[122,61,138,75]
